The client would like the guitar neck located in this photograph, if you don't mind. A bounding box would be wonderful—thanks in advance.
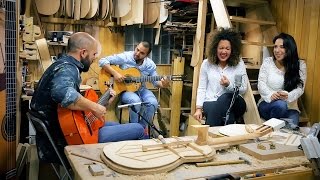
[128,75,170,83]
[97,89,111,106]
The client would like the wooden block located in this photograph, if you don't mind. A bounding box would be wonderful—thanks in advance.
[88,164,104,176]
[263,118,285,130]
[36,38,52,72]
[239,142,304,160]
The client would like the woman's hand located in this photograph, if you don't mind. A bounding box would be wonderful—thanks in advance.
[277,90,288,100]
[220,75,230,87]
[193,109,203,122]
[271,92,281,101]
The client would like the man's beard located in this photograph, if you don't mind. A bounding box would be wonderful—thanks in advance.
[80,55,91,72]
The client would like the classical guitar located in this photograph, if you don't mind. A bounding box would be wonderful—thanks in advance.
[0,1,17,179]
[98,65,184,94]
[57,89,111,145]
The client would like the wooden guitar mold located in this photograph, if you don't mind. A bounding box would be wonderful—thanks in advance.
[100,137,215,175]
[193,119,285,146]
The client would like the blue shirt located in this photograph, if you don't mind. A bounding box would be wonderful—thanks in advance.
[29,55,84,163]
[99,51,159,88]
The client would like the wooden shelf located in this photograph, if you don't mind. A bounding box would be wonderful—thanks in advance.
[226,0,268,6]
[41,17,115,27]
[241,40,274,47]
[47,41,67,46]
[230,16,276,25]
[245,64,261,69]
[252,90,260,95]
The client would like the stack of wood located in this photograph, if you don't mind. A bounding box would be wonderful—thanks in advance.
[20,16,41,61]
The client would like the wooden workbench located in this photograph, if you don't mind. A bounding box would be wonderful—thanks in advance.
[64,139,313,180]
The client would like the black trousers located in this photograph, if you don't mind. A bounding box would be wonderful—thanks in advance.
[203,93,247,126]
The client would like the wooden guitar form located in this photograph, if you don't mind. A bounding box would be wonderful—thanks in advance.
[98,65,184,94]
[58,89,111,145]
[193,119,286,146]
[100,137,215,175]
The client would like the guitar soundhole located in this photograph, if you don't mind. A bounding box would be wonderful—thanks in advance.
[1,116,16,142]
[124,76,134,83]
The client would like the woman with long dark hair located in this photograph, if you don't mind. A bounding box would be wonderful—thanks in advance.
[257,33,307,126]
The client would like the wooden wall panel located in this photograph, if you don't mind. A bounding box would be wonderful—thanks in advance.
[294,0,304,51]
[270,0,320,124]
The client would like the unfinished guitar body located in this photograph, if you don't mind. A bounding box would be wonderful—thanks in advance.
[100,137,215,175]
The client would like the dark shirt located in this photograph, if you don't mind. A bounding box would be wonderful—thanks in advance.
[29,55,84,163]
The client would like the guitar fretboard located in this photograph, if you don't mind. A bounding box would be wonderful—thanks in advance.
[5,0,17,142]
[97,89,111,106]
[126,75,171,83]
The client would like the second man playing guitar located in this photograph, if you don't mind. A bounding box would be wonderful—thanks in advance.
[99,41,170,136]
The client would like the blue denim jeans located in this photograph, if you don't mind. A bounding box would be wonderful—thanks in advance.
[258,100,300,125]
[121,88,158,128]
[98,122,144,143]
[203,93,247,126]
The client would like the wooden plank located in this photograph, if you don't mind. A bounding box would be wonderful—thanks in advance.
[40,17,115,26]
[36,38,52,72]
[281,0,290,33]
[275,0,283,32]
[190,0,207,116]
[230,16,276,25]
[312,0,320,124]
[294,0,305,52]
[243,76,263,125]
[186,115,202,136]
[190,0,207,67]
[287,0,297,37]
[170,57,185,136]
[210,0,231,28]
[305,0,317,123]
[239,142,304,161]
[241,40,273,47]
[226,0,268,5]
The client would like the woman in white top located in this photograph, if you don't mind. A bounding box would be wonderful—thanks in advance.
[258,33,307,126]
[193,28,248,126]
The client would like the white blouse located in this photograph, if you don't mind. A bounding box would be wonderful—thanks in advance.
[258,57,307,110]
[196,59,248,107]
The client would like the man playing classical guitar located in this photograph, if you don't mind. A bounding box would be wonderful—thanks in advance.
[29,32,144,164]
[99,41,170,137]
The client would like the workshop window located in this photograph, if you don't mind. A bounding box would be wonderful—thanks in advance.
[124,25,171,64]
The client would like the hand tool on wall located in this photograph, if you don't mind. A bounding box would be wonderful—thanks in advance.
[196,157,251,167]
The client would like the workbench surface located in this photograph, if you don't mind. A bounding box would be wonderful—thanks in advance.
[65,140,311,180]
